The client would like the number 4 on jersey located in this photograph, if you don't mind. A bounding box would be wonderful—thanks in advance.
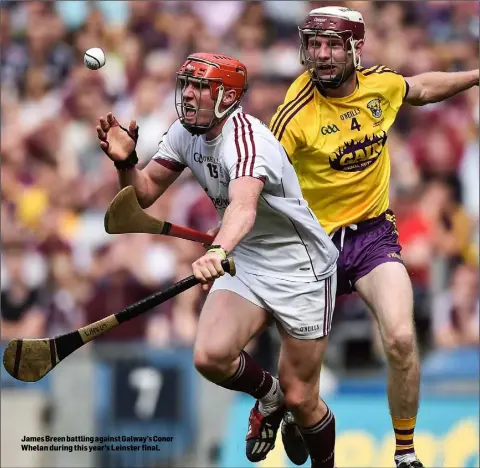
[351,117,362,131]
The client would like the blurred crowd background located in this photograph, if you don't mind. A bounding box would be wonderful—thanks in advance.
[1,1,478,468]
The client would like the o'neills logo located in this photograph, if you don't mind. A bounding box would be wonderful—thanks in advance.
[84,323,108,337]
[300,324,320,333]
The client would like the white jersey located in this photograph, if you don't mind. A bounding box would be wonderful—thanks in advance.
[152,108,338,282]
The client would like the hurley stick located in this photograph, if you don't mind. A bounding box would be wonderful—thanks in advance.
[3,258,235,382]
[104,186,215,244]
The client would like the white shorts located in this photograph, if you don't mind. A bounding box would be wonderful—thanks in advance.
[210,265,337,340]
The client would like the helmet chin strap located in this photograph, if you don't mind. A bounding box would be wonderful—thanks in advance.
[351,39,361,67]
[214,85,238,119]
[180,84,242,135]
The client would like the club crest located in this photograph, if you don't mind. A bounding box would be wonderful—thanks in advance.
[367,98,382,118]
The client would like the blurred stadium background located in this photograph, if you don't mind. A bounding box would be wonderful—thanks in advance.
[1,1,478,467]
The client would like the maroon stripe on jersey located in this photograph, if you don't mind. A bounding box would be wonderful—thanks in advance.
[327,276,332,333]
[362,65,381,76]
[323,277,328,336]
[242,113,256,176]
[271,81,313,136]
[153,158,186,172]
[238,113,250,177]
[233,116,242,178]
[277,93,315,142]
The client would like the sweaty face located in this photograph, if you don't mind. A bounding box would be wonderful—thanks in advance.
[177,76,216,129]
[304,33,356,88]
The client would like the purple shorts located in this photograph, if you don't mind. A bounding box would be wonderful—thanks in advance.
[332,209,404,296]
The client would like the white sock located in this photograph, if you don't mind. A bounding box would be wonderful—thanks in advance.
[395,453,418,464]
[258,377,284,416]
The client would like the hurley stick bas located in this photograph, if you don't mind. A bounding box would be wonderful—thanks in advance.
[3,258,235,383]
[104,185,215,245]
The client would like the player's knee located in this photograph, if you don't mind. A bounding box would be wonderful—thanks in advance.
[193,344,234,377]
[384,328,416,366]
[283,383,319,416]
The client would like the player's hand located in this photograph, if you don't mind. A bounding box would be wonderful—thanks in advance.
[192,251,226,288]
[96,112,138,162]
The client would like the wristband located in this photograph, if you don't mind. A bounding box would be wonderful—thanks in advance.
[114,150,139,171]
[207,245,228,259]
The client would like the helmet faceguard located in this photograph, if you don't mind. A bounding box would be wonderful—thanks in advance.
[299,7,365,89]
[175,53,248,135]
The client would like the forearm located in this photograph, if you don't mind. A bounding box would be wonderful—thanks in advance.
[212,202,257,253]
[117,167,168,209]
[409,70,479,105]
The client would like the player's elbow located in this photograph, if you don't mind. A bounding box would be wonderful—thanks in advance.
[408,88,430,106]
[406,80,432,106]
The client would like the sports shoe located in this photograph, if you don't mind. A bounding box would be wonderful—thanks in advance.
[281,410,309,465]
[396,454,424,468]
[245,401,285,462]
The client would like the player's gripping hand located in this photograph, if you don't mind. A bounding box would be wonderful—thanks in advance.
[192,247,228,290]
[96,112,138,162]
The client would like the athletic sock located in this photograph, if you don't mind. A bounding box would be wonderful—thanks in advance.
[258,375,283,415]
[218,350,276,401]
[392,415,417,460]
[299,406,335,468]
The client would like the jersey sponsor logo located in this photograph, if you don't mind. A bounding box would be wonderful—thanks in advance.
[367,98,382,118]
[340,109,360,120]
[193,152,218,164]
[321,124,340,135]
[329,131,387,172]
[208,195,229,210]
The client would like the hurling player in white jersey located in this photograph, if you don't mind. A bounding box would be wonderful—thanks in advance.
[96,53,339,467]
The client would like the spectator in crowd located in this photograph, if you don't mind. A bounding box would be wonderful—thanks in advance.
[431,263,479,349]
[1,242,46,340]
[39,242,88,338]
[424,178,475,265]
[83,233,175,343]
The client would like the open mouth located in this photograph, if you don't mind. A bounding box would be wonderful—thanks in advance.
[317,64,337,74]
[183,104,197,118]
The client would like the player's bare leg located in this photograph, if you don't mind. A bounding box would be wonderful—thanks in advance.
[277,324,335,468]
[193,290,285,462]
[355,262,422,468]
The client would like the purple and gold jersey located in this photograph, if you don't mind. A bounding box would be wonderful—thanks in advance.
[270,65,408,235]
